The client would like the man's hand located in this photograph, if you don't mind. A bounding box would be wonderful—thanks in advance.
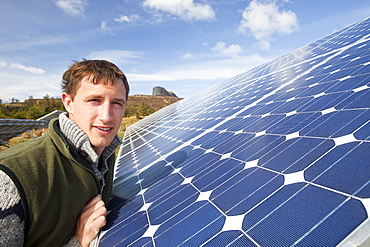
[75,195,107,247]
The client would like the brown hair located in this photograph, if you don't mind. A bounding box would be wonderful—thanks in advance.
[61,59,129,100]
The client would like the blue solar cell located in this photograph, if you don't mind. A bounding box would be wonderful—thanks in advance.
[190,131,220,145]
[112,174,141,200]
[192,159,245,191]
[324,67,363,81]
[306,142,370,195]
[252,101,286,115]
[354,63,370,75]
[213,133,255,154]
[140,160,174,189]
[232,135,285,161]
[244,184,361,246]
[199,118,224,129]
[148,183,198,225]
[105,195,144,226]
[203,231,257,247]
[144,173,184,203]
[214,118,244,131]
[100,17,370,246]
[136,154,161,169]
[163,128,198,141]
[289,73,329,89]
[154,201,224,246]
[212,107,242,118]
[226,117,258,131]
[355,121,370,141]
[296,82,335,97]
[337,89,370,109]
[260,137,334,173]
[243,115,285,132]
[344,55,370,68]
[129,238,154,247]
[168,147,205,168]
[267,112,320,134]
[325,74,369,93]
[355,182,370,198]
[181,152,221,177]
[301,109,369,138]
[272,97,313,114]
[199,131,235,149]
[211,168,284,215]
[299,91,353,112]
[298,198,367,246]
[100,196,147,246]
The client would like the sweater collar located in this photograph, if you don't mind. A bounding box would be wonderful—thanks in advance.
[58,113,122,163]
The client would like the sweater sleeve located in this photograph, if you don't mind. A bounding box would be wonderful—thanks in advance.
[0,170,25,246]
[0,170,85,247]
[64,236,82,247]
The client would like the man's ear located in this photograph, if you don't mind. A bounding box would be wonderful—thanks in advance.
[61,93,73,114]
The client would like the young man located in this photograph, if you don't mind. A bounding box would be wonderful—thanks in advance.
[0,60,129,246]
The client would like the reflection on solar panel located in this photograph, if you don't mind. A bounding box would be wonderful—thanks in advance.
[100,17,370,246]
[0,110,63,145]
[0,119,47,144]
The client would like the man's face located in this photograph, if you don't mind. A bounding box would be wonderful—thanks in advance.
[62,77,127,156]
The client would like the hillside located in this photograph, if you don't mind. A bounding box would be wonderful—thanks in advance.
[128,95,181,109]
[0,95,182,119]
[125,95,182,117]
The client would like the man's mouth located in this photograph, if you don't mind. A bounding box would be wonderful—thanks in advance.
[96,126,113,132]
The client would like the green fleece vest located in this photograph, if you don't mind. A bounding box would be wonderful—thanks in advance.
[0,119,115,246]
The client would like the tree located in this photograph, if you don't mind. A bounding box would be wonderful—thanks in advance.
[136,101,155,118]
[10,98,19,103]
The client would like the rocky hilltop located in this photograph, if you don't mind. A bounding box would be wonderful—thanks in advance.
[152,86,178,98]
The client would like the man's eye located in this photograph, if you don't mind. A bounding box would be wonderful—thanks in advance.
[89,99,101,103]
[113,102,125,107]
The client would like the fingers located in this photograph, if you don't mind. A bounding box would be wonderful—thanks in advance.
[92,214,106,232]
[80,196,106,223]
[80,195,104,214]
[76,195,107,247]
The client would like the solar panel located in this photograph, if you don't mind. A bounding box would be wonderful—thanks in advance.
[0,111,62,145]
[99,17,370,246]
[0,119,47,144]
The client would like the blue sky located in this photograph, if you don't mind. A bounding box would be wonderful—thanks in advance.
[1,0,369,102]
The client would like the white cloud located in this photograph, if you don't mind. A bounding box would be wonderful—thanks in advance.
[87,50,146,65]
[237,0,299,50]
[125,52,270,97]
[114,14,140,23]
[10,63,45,74]
[142,0,215,21]
[0,35,71,52]
[0,61,45,74]
[54,0,87,16]
[0,74,60,102]
[176,50,195,60]
[211,42,243,58]
[0,61,8,67]
[180,53,195,60]
[100,21,112,34]
[101,15,140,34]
[129,53,268,83]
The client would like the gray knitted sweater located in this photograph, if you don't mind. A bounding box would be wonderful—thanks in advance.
[0,113,121,246]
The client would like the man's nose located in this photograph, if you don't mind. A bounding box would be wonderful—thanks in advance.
[99,102,114,122]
